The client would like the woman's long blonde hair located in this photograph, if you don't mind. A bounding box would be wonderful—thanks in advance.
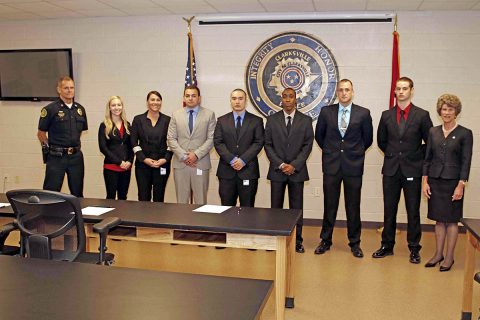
[104,96,130,139]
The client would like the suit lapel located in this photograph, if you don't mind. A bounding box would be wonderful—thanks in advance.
[228,113,238,141]
[277,111,288,138]
[191,107,203,136]
[237,112,251,142]
[403,105,418,136]
[333,104,343,138]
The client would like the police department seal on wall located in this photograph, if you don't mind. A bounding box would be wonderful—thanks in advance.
[245,32,339,121]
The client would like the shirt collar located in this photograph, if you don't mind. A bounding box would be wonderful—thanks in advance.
[339,103,352,112]
[283,109,296,119]
[186,105,200,114]
[233,110,246,119]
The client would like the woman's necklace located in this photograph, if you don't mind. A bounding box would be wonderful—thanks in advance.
[442,122,457,135]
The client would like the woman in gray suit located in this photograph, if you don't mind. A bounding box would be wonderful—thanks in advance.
[422,94,473,271]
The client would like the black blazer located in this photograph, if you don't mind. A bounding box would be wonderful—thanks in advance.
[423,125,473,180]
[214,111,264,180]
[315,103,373,176]
[131,112,172,167]
[98,122,134,165]
[264,110,314,182]
[377,105,433,177]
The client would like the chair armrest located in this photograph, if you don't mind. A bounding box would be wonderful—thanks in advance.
[93,217,121,235]
[0,222,18,238]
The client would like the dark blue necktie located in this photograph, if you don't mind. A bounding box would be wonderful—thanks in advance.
[236,115,242,137]
[188,110,194,134]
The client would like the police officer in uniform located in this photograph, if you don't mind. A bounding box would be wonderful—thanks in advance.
[37,76,88,197]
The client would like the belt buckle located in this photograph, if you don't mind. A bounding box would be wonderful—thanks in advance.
[67,147,74,155]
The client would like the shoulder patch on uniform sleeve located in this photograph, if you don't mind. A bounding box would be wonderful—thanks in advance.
[77,108,83,116]
[40,108,47,118]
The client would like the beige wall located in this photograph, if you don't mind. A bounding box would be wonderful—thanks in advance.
[0,11,479,223]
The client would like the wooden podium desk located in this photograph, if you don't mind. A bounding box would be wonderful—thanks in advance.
[0,196,301,320]
[0,255,273,320]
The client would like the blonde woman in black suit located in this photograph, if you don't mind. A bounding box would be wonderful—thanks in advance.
[422,94,473,271]
[98,96,133,200]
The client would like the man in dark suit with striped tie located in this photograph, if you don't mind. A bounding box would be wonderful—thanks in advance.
[314,79,373,258]
[214,89,264,207]
[372,77,433,264]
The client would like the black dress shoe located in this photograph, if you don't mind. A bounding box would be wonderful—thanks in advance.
[295,244,305,253]
[372,246,393,258]
[351,246,364,258]
[424,257,444,268]
[409,250,421,264]
[439,260,454,272]
[314,242,331,255]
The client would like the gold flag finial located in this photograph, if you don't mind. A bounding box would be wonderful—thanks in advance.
[183,16,195,33]
[394,14,398,32]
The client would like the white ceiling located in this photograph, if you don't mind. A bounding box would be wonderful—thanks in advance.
[0,0,479,21]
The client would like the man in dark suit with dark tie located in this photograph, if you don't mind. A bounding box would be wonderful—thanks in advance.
[265,87,314,253]
[214,89,264,207]
[372,77,433,264]
[314,79,373,258]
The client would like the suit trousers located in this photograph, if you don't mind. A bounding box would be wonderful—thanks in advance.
[103,169,131,200]
[271,180,304,245]
[381,170,422,250]
[135,165,170,202]
[320,173,362,248]
[43,152,84,197]
[173,167,209,205]
[219,178,258,207]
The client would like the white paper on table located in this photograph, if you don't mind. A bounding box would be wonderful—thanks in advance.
[81,206,114,216]
[0,203,11,208]
[193,205,231,214]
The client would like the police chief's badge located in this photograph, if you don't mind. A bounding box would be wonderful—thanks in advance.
[58,110,65,118]
[40,108,47,118]
[245,32,339,121]
[77,108,83,116]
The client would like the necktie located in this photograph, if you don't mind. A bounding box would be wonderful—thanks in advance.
[340,108,348,137]
[236,115,242,138]
[286,116,292,135]
[399,110,406,136]
[188,110,194,134]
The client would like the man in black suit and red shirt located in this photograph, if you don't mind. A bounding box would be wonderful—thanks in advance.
[372,77,433,264]
[214,89,264,207]
[314,79,373,258]
[265,87,314,253]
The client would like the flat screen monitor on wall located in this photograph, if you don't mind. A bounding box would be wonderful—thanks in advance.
[0,48,73,101]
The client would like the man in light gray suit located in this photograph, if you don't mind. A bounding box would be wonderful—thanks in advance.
[167,85,216,204]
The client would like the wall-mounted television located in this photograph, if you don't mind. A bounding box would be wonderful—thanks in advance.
[0,48,73,101]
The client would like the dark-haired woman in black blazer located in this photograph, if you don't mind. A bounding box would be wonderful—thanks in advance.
[131,91,172,202]
[98,96,133,200]
[422,94,473,272]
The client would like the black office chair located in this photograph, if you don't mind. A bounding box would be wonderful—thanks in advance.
[6,189,121,265]
[0,222,20,255]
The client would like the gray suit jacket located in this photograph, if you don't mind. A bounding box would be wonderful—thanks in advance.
[167,106,216,170]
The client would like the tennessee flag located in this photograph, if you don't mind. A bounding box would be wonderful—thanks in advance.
[389,30,400,108]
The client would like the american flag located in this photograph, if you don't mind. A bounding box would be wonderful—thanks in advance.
[184,31,197,87]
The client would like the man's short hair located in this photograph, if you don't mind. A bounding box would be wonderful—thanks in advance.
[396,77,414,88]
[338,78,353,87]
[57,76,74,87]
[184,85,200,96]
[231,88,246,98]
